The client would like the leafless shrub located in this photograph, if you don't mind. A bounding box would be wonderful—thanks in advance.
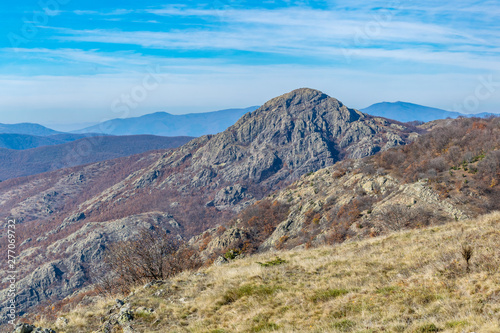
[377,150,405,170]
[461,243,473,273]
[95,227,201,294]
[379,204,435,231]
[359,163,376,175]
[446,146,462,164]
[428,157,447,172]
[230,200,290,253]
[477,150,500,183]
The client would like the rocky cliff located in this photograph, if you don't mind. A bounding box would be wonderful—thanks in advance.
[193,164,468,259]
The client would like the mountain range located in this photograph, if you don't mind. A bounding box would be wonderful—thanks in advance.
[0,123,62,136]
[361,101,496,123]
[72,107,259,137]
[71,102,499,136]
[0,133,102,150]
[3,103,494,145]
[0,135,194,181]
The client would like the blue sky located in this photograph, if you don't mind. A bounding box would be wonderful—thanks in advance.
[1,0,499,128]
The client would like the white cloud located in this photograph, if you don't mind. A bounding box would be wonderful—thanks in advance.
[73,10,98,15]
[44,4,499,72]
[1,48,153,69]
[103,9,134,16]
[50,22,499,71]
[73,9,134,16]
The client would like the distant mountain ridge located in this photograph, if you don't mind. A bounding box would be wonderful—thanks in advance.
[361,101,496,123]
[73,107,260,137]
[3,102,495,143]
[0,135,194,181]
[0,122,62,136]
[0,133,104,150]
[0,107,258,151]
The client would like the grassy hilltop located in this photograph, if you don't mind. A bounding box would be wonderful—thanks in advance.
[33,212,500,333]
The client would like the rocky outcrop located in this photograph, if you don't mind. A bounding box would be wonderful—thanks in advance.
[206,184,254,210]
[192,162,469,257]
[0,212,172,323]
[182,88,415,189]
[258,168,468,251]
[95,293,158,333]
[11,323,55,333]
[126,88,417,213]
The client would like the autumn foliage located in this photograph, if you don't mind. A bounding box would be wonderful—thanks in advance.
[372,117,500,212]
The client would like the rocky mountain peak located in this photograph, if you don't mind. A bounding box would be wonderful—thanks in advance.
[253,88,353,119]
[262,88,328,107]
[0,88,421,320]
[150,88,417,192]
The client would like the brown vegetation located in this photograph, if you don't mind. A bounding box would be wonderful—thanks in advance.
[221,199,291,255]
[0,135,193,181]
[372,117,500,212]
[95,227,201,295]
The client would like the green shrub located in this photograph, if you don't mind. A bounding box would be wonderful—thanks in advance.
[251,314,280,332]
[415,323,440,332]
[256,256,287,267]
[251,322,279,332]
[376,286,401,295]
[219,284,282,305]
[224,249,241,260]
[445,320,468,328]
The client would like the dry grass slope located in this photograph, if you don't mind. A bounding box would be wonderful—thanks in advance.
[35,212,500,333]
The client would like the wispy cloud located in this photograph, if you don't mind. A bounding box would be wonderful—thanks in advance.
[2,48,151,69]
[73,9,134,16]
[2,1,499,123]
[73,10,98,15]
[50,4,500,71]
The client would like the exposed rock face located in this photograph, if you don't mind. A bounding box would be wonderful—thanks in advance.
[136,88,416,195]
[89,293,159,333]
[258,169,468,251]
[192,164,469,258]
[207,184,254,211]
[0,212,171,323]
[0,88,417,321]
[11,323,55,333]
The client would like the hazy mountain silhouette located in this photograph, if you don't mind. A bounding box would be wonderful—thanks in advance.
[73,107,260,137]
[361,101,496,122]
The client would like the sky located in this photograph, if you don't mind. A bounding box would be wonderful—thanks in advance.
[0,0,499,128]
